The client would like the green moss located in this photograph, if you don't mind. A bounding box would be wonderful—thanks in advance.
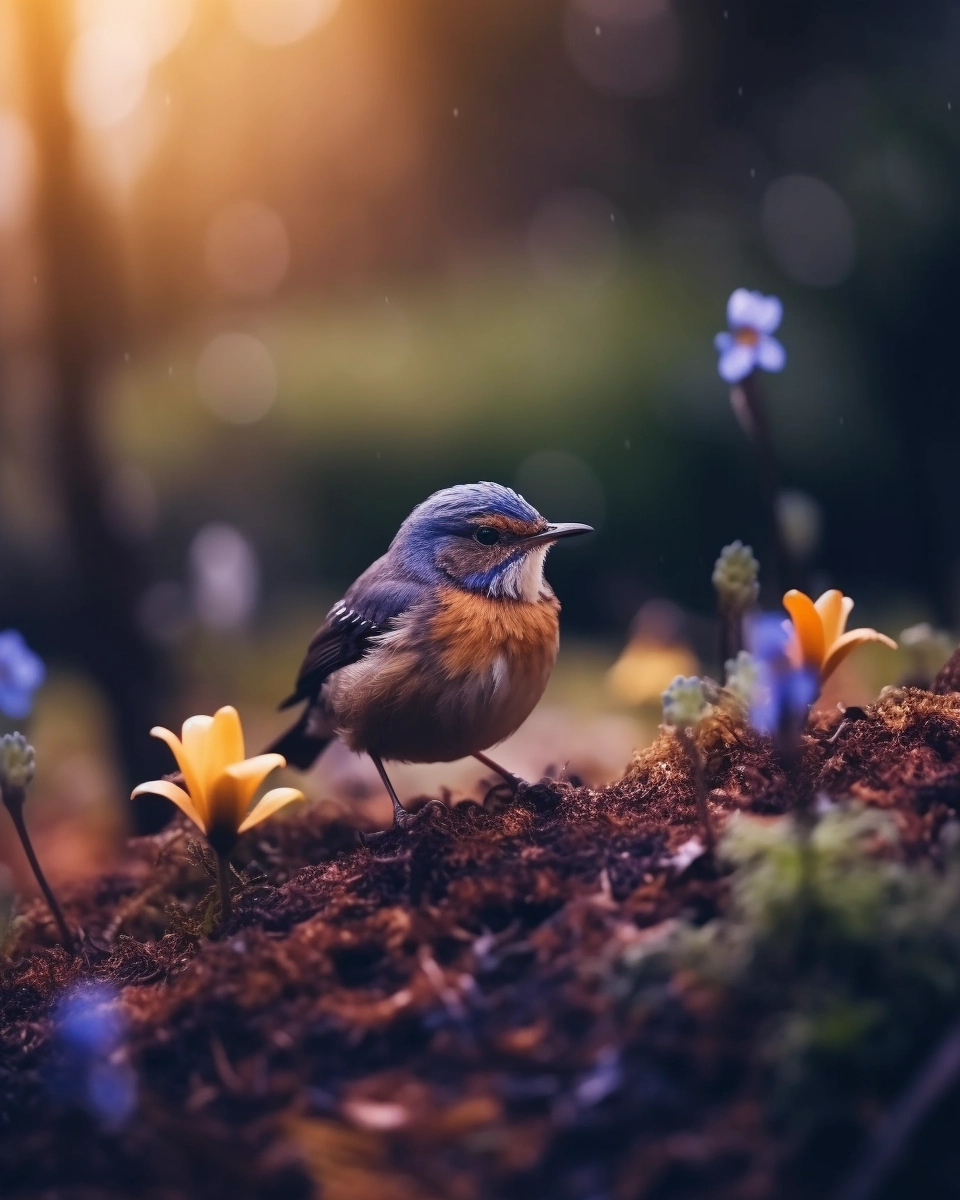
[615,804,960,1135]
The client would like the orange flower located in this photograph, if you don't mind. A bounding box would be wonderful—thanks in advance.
[782,589,897,684]
[132,705,303,853]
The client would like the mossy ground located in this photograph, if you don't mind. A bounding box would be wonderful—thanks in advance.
[4,686,960,1199]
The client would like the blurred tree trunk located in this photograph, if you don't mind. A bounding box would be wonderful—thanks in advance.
[18,0,170,830]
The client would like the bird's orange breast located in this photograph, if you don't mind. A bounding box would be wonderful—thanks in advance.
[430,587,560,680]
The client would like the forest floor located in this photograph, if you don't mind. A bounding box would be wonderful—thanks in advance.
[5,683,960,1200]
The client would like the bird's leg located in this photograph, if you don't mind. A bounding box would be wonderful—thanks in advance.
[473,751,524,793]
[371,754,410,828]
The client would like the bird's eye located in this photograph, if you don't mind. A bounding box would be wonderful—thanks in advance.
[473,526,501,546]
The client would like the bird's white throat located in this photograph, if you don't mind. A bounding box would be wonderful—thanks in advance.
[488,546,549,602]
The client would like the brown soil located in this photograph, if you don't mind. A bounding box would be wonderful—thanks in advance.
[4,687,960,1200]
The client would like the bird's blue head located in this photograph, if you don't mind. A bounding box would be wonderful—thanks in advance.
[390,482,592,601]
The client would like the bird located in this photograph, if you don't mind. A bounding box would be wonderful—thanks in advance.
[268,482,592,830]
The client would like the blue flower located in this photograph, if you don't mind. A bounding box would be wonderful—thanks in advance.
[714,288,787,384]
[0,631,45,719]
[51,984,137,1130]
[745,613,817,736]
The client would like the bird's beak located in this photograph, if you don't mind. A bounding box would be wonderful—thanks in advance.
[524,522,594,548]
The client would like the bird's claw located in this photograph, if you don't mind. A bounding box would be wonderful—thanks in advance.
[359,798,447,848]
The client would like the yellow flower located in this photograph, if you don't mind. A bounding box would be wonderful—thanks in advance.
[782,589,897,684]
[132,705,303,853]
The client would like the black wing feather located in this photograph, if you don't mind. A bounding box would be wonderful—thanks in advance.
[278,603,381,710]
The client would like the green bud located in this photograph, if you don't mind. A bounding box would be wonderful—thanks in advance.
[725,650,760,712]
[662,676,712,729]
[0,733,36,793]
[712,540,760,612]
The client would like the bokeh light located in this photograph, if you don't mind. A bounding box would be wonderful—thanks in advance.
[231,0,340,47]
[74,0,195,61]
[189,522,260,632]
[528,189,621,290]
[776,489,824,563]
[195,332,278,424]
[761,174,856,287]
[563,0,681,97]
[204,201,290,298]
[66,24,150,130]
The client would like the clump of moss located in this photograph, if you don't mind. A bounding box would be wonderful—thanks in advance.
[615,803,960,1149]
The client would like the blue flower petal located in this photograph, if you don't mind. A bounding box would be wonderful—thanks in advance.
[14,649,45,692]
[753,295,783,335]
[727,288,759,329]
[0,683,31,720]
[757,335,786,373]
[714,331,734,352]
[0,630,45,718]
[718,342,757,384]
[726,289,783,335]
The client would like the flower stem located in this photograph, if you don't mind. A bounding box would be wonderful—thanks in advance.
[216,852,233,922]
[2,787,75,953]
[718,605,744,672]
[678,728,716,856]
[729,372,790,600]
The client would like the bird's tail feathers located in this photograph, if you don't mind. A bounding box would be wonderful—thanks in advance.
[264,705,335,772]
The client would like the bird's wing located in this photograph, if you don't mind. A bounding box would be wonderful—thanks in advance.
[278,563,425,710]
[278,603,382,709]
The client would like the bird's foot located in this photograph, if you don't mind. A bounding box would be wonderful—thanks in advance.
[359,798,447,848]
[482,775,527,811]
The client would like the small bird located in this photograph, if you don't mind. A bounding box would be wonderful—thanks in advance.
[269,482,592,829]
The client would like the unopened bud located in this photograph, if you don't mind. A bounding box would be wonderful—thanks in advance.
[724,650,760,712]
[712,540,760,612]
[0,733,35,793]
[662,676,712,729]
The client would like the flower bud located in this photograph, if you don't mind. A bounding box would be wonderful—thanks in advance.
[712,541,760,612]
[724,650,760,712]
[661,676,712,730]
[0,732,36,792]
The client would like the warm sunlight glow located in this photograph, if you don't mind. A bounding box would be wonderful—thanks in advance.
[74,0,195,61]
[66,25,150,129]
[231,0,340,46]
[0,111,35,232]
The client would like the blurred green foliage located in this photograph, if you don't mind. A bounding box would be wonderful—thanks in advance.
[615,805,960,1137]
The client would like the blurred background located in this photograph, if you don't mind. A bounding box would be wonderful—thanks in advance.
[0,0,957,885]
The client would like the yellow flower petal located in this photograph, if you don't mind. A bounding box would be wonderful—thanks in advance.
[814,590,847,650]
[132,779,207,834]
[783,590,825,672]
[237,787,304,835]
[223,752,287,817]
[180,714,215,800]
[821,628,898,682]
[210,706,245,781]
[150,725,205,813]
